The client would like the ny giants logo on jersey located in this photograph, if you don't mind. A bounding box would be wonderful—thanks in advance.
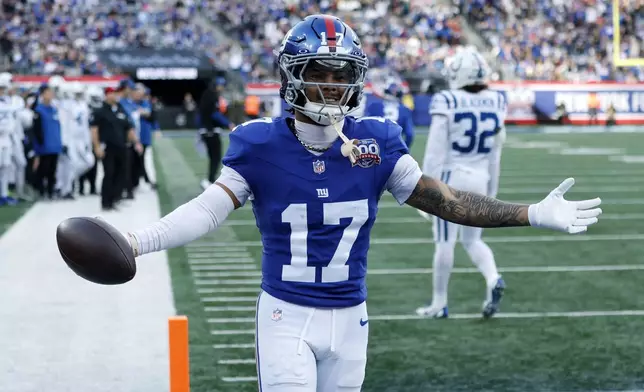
[353,138,381,168]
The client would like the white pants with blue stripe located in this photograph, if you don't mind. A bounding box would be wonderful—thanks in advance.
[255,291,368,392]
[433,167,490,244]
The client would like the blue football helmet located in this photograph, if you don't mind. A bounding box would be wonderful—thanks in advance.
[383,79,404,101]
[276,15,368,125]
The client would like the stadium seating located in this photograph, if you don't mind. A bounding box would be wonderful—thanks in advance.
[0,0,640,82]
[0,0,219,76]
[457,0,643,82]
[200,0,464,82]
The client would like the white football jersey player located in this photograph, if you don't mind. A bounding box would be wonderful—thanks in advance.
[417,48,508,319]
[0,75,18,204]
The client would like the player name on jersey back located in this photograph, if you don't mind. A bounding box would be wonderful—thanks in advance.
[223,116,408,308]
[431,89,508,166]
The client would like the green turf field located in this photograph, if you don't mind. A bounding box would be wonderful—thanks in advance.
[0,201,31,237]
[2,129,642,391]
[154,130,644,392]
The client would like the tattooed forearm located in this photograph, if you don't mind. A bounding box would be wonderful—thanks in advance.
[405,175,530,227]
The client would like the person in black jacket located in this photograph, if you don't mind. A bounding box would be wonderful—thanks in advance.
[90,87,142,211]
[198,77,234,190]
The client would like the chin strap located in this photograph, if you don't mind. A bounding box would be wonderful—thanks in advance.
[328,114,360,164]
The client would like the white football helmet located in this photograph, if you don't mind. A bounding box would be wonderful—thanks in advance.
[48,75,66,96]
[86,84,104,107]
[0,72,12,88]
[447,47,490,89]
[70,81,85,99]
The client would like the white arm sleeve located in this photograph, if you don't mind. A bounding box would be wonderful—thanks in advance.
[487,127,506,198]
[422,114,449,179]
[386,154,423,205]
[129,166,252,255]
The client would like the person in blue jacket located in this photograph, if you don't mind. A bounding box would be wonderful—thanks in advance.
[31,84,62,199]
[117,79,139,199]
[365,80,415,148]
[134,85,157,190]
[197,77,235,190]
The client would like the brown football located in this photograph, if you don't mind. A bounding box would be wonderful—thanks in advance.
[56,217,136,285]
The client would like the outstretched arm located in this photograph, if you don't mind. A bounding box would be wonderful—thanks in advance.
[406,174,528,227]
[405,175,602,233]
[127,167,249,256]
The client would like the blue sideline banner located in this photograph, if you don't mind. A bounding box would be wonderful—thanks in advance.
[246,82,644,126]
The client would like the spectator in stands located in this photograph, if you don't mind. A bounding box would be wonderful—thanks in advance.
[588,92,601,125]
[459,0,644,82]
[606,103,617,128]
[31,84,62,200]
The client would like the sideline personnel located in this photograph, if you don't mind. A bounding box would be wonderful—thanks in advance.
[198,77,234,190]
[90,86,142,211]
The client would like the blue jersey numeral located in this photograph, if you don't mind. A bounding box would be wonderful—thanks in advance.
[451,111,499,154]
[281,199,369,283]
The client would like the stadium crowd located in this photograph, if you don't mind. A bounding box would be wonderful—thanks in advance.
[0,0,641,82]
[0,0,219,76]
[459,0,644,82]
[201,0,464,82]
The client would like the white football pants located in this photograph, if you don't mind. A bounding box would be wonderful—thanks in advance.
[431,167,500,305]
[57,141,95,195]
[255,291,369,392]
[11,133,26,196]
[0,142,11,198]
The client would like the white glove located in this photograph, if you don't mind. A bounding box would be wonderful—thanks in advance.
[528,178,602,234]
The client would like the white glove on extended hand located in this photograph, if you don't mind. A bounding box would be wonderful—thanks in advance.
[528,178,602,234]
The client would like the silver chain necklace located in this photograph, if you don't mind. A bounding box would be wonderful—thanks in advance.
[290,127,332,153]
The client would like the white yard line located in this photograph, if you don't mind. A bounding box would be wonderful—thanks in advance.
[191,264,257,271]
[367,265,644,275]
[221,376,258,383]
[194,271,261,278]
[218,359,256,365]
[198,287,260,294]
[195,233,644,248]
[192,264,644,282]
[223,213,644,226]
[196,279,261,286]
[204,310,644,325]
[188,258,256,265]
[211,329,255,335]
[228,198,644,212]
[213,343,255,349]
[185,253,252,259]
[208,317,255,323]
[205,306,256,312]
[202,296,258,303]
[370,310,644,321]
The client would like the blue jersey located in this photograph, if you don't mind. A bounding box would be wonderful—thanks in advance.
[223,116,408,308]
[366,100,414,147]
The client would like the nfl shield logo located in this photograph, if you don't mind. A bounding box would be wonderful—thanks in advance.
[312,160,325,174]
[271,308,283,322]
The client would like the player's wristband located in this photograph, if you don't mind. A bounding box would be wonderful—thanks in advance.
[127,232,140,257]
[527,203,539,227]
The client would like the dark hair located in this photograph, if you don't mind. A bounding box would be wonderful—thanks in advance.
[462,84,488,93]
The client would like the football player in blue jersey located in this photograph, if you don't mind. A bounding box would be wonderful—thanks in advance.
[121,15,602,392]
[365,80,415,147]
